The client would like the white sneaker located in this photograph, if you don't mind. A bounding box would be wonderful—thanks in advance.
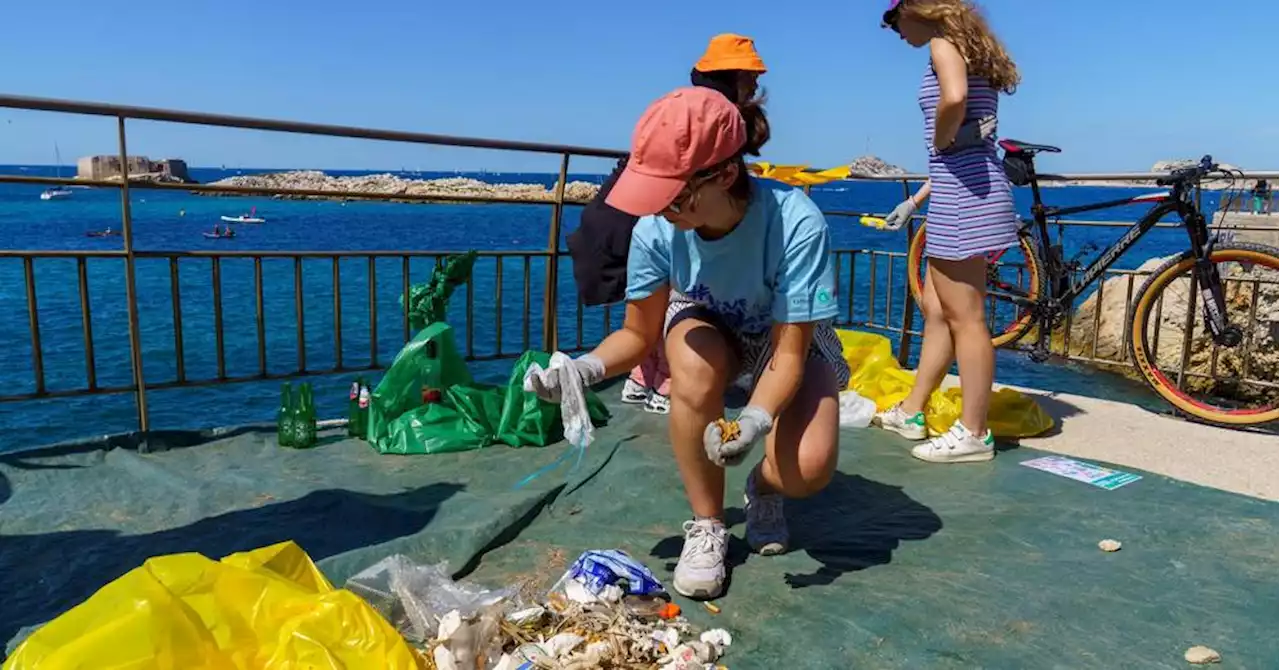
[621,378,649,404]
[744,469,788,555]
[873,403,928,440]
[643,392,670,414]
[672,519,728,599]
[911,421,995,463]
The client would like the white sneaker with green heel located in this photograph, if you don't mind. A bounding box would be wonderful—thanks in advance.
[873,403,928,440]
[911,421,995,463]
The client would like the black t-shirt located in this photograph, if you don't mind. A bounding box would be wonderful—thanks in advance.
[567,156,637,306]
[566,72,742,307]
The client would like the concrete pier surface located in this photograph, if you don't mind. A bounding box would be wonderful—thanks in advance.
[983,377,1278,501]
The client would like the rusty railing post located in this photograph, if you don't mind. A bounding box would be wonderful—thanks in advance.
[895,177,918,368]
[542,153,570,352]
[117,116,150,438]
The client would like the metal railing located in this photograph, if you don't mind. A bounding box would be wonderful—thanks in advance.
[1216,189,1276,215]
[816,172,1278,399]
[0,94,632,435]
[0,93,1275,442]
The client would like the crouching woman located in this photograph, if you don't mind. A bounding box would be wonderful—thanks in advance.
[526,87,849,599]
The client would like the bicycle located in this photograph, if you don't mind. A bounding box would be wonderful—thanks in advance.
[905,140,1278,427]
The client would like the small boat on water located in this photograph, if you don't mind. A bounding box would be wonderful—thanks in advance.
[221,206,265,224]
[41,187,73,201]
[85,229,121,238]
[40,144,73,201]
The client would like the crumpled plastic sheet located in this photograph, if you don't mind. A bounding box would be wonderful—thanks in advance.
[523,351,596,450]
[837,390,877,428]
[551,352,595,451]
[344,554,515,644]
[835,329,1054,438]
[1,541,421,670]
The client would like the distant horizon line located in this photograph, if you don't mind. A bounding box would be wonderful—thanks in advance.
[0,162,618,176]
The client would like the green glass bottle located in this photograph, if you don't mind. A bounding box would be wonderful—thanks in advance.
[297,382,317,448]
[277,382,295,447]
[306,383,319,445]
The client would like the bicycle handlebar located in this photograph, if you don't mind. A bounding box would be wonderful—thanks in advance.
[1156,155,1219,187]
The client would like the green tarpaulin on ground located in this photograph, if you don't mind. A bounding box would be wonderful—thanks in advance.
[2,382,1276,668]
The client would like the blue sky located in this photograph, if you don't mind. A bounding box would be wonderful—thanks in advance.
[0,0,1275,174]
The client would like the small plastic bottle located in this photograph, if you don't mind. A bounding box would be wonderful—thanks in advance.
[356,383,371,439]
[347,380,361,437]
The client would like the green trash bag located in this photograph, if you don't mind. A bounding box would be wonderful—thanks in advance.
[368,325,610,455]
[490,351,611,448]
[366,322,473,449]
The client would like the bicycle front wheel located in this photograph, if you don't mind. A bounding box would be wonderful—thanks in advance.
[907,223,1042,349]
[1128,242,1279,426]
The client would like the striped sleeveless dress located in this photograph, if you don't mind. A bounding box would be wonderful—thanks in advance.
[918,61,1018,260]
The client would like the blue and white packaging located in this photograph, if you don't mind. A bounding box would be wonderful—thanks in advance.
[552,549,665,599]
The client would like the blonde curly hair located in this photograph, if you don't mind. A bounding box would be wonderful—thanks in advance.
[900,0,1020,94]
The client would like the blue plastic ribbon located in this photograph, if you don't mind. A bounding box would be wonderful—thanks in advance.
[512,436,587,490]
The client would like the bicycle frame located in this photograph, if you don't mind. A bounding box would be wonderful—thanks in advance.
[990,183,1204,308]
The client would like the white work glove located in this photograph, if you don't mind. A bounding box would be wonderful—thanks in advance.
[883,198,917,231]
[523,353,605,404]
[702,406,774,468]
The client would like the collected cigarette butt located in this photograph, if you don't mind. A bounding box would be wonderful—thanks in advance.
[704,601,721,614]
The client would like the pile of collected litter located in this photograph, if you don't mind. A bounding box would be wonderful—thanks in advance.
[347,550,733,670]
[2,541,731,670]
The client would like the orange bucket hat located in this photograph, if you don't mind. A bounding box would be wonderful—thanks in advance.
[694,33,767,73]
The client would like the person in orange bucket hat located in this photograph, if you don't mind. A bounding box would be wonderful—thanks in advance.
[530,87,847,600]
[692,33,768,103]
[568,35,772,416]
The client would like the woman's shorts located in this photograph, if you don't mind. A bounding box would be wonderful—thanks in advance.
[663,296,851,391]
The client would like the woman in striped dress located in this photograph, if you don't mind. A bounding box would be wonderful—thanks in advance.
[873,0,1021,463]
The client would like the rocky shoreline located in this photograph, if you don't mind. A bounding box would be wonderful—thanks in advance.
[195,156,1266,205]
[1041,160,1259,190]
[847,155,908,178]
[197,156,918,204]
[197,170,603,203]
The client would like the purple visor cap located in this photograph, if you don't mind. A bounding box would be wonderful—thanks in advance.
[882,0,903,26]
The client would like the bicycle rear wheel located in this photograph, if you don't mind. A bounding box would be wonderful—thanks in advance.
[907,223,1042,349]
[1128,242,1279,426]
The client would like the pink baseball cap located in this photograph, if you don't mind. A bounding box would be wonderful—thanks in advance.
[606,87,747,217]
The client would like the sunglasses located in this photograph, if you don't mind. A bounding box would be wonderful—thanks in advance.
[663,167,723,216]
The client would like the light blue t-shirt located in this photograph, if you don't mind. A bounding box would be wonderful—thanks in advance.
[624,179,839,337]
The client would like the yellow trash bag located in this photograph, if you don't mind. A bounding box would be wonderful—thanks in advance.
[3,541,423,670]
[835,329,1053,438]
